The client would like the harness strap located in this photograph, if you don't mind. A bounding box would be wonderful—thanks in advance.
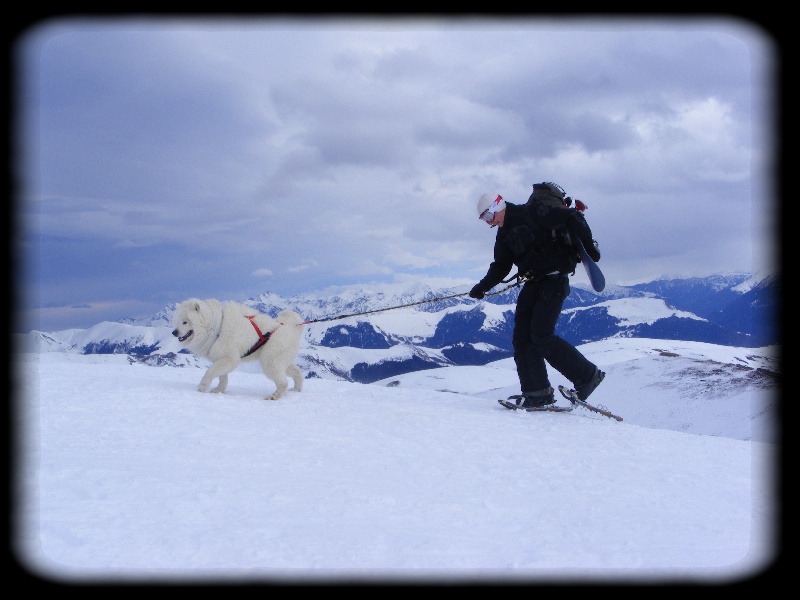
[242,315,281,358]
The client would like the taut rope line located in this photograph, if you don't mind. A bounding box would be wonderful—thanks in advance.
[301,274,529,326]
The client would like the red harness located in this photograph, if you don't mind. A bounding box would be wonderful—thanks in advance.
[242,315,280,358]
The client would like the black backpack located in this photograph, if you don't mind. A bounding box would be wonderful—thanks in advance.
[506,182,580,278]
[528,181,567,207]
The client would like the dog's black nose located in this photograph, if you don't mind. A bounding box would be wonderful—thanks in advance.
[171,329,178,337]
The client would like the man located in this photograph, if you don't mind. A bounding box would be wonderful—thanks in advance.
[470,182,604,409]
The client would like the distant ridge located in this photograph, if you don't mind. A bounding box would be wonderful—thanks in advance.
[17,272,779,384]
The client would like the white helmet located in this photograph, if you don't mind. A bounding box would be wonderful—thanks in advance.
[476,193,505,218]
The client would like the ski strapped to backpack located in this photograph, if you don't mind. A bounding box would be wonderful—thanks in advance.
[569,198,605,292]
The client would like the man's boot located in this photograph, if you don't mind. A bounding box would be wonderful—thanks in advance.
[519,387,556,409]
[575,368,605,401]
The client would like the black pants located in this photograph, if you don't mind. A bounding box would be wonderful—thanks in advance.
[512,275,596,393]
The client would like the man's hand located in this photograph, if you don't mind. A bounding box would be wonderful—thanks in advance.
[469,284,486,300]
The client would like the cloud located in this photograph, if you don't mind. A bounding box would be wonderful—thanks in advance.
[15,17,776,332]
[286,259,318,274]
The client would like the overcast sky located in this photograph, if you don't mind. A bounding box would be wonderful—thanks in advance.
[13,15,779,333]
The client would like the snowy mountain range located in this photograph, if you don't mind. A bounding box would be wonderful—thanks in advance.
[16,271,780,385]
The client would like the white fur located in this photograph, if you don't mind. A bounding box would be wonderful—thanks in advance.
[171,298,305,400]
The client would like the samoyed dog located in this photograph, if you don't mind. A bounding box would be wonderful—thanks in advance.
[171,298,305,400]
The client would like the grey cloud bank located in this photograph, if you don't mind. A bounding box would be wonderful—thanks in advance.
[14,16,778,333]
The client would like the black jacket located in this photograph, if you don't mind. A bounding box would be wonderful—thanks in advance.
[476,201,598,293]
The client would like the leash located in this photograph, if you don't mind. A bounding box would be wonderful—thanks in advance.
[301,274,531,325]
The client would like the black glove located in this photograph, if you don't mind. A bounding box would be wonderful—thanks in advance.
[587,240,601,262]
[469,284,486,300]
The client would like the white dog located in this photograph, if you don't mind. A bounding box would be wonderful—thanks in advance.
[171,298,305,400]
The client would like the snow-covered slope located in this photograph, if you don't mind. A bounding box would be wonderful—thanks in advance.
[14,335,779,583]
[372,338,779,443]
